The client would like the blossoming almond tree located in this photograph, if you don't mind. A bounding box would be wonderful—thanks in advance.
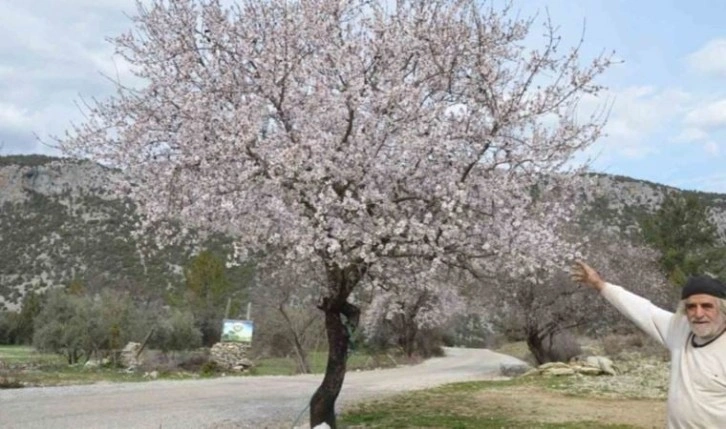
[59,0,612,426]
[362,262,466,357]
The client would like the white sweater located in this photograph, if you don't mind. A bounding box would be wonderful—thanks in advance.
[600,282,726,428]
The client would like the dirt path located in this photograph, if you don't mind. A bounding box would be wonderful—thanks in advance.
[0,348,525,429]
[474,386,667,429]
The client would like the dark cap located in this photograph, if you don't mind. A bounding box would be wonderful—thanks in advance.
[681,275,726,300]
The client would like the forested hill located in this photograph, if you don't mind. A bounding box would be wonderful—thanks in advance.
[0,155,250,311]
[576,172,726,239]
[1,155,725,310]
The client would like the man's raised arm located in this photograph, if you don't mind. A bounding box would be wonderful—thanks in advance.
[570,260,677,348]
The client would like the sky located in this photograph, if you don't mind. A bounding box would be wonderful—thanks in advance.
[1,1,726,192]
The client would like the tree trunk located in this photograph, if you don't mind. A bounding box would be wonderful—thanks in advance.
[526,329,548,365]
[279,305,311,374]
[309,300,359,428]
[398,315,418,357]
[292,340,311,374]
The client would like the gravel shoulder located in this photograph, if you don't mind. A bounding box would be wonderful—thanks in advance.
[0,347,525,429]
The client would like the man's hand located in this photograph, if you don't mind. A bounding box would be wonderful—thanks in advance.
[570,260,606,291]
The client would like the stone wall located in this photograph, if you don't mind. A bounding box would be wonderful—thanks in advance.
[120,342,142,369]
[210,342,254,372]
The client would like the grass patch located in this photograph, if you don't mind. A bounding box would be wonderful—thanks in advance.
[0,345,213,387]
[1,363,209,387]
[1,345,406,386]
[249,351,404,376]
[494,341,535,364]
[340,378,661,429]
[0,345,64,366]
[5,367,144,386]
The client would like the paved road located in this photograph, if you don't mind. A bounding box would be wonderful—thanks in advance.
[0,348,526,429]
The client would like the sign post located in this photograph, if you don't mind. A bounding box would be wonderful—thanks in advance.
[221,319,254,343]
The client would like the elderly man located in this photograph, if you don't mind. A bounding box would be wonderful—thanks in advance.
[570,260,726,428]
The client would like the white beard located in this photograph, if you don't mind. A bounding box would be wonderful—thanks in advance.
[690,319,726,340]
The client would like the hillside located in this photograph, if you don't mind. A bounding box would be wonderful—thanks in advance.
[1,155,725,310]
[577,173,726,239]
[0,155,249,311]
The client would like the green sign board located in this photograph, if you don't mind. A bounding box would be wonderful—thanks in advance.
[221,319,254,343]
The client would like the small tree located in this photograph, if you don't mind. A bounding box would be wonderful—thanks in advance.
[641,192,725,285]
[180,250,246,346]
[33,291,96,364]
[488,231,671,364]
[362,264,464,357]
[252,260,325,374]
[151,308,203,353]
[0,311,19,345]
[33,289,150,363]
[95,289,146,360]
[11,291,44,345]
[59,1,612,425]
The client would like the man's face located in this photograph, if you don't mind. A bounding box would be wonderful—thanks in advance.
[685,294,726,338]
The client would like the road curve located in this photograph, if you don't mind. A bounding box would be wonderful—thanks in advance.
[0,348,526,429]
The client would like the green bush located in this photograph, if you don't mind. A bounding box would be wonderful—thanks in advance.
[150,308,203,352]
[32,289,153,363]
[32,291,96,364]
[0,312,18,345]
[200,360,219,376]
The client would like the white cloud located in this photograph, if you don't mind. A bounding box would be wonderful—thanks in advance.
[595,86,690,138]
[684,99,726,130]
[0,1,143,155]
[0,102,31,131]
[0,65,14,79]
[578,85,693,160]
[687,39,726,77]
[674,127,709,142]
[704,141,720,156]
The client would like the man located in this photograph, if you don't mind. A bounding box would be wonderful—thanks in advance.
[570,260,726,428]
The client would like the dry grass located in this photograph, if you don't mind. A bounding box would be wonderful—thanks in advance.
[341,377,665,428]
[494,341,535,364]
[472,385,666,428]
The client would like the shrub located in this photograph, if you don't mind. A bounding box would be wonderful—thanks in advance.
[414,328,445,358]
[200,360,219,376]
[441,313,495,348]
[0,373,23,389]
[601,332,668,360]
[177,349,211,372]
[602,333,641,357]
[0,311,18,345]
[32,289,154,363]
[545,331,582,363]
[138,348,211,373]
[32,291,95,364]
[150,308,203,352]
[0,292,46,345]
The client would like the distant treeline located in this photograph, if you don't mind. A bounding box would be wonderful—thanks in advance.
[0,154,68,167]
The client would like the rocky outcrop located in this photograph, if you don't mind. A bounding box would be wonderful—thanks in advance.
[499,362,532,377]
[0,158,120,205]
[210,342,254,372]
[120,342,143,369]
[520,356,617,377]
[0,156,249,312]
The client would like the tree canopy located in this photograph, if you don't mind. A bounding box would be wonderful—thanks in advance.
[58,0,612,426]
[641,192,726,285]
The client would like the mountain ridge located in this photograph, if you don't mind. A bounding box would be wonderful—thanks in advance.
[0,155,247,311]
[1,155,724,310]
